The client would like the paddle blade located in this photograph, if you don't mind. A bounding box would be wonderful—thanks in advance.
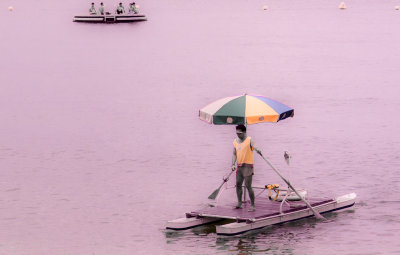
[208,187,221,200]
[314,211,326,220]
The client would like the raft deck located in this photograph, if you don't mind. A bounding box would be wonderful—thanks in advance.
[166,193,356,235]
[187,198,333,222]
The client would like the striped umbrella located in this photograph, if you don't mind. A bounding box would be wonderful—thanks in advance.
[199,94,294,125]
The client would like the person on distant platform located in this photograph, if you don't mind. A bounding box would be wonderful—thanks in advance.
[231,124,262,212]
[89,2,97,15]
[99,2,105,15]
[115,3,125,14]
[129,2,139,14]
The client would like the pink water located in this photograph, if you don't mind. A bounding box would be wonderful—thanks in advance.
[1,0,400,254]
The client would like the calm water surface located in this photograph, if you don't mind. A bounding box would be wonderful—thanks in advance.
[1,0,399,254]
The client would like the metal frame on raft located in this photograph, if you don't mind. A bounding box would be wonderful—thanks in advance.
[207,165,309,215]
[209,183,306,211]
[202,181,316,219]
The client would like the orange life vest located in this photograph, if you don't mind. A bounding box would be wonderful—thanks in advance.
[233,136,254,166]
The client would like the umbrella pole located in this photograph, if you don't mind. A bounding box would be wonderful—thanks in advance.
[260,154,326,220]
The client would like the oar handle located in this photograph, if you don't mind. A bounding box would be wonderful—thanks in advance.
[223,169,235,182]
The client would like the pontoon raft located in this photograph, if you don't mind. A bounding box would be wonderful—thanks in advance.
[166,192,356,236]
[73,14,147,23]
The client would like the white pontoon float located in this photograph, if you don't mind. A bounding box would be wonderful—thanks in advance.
[73,14,147,23]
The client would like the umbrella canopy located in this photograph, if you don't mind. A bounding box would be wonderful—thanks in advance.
[199,94,294,125]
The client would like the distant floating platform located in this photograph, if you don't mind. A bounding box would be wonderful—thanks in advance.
[166,193,356,236]
[73,14,147,23]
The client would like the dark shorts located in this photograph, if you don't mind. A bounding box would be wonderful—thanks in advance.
[237,164,254,177]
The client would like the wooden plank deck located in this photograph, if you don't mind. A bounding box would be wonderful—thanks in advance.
[187,198,334,221]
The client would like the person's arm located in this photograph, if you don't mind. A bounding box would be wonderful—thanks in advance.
[231,147,237,171]
[251,139,262,155]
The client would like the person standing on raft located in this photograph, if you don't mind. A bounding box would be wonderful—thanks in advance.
[231,125,262,212]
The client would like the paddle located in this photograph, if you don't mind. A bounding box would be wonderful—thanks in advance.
[260,153,326,220]
[208,170,235,200]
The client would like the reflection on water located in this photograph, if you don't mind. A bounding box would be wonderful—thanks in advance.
[164,212,357,254]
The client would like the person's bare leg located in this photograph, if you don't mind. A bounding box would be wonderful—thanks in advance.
[234,171,244,209]
[245,175,255,211]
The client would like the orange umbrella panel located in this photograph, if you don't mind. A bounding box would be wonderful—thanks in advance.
[199,95,294,125]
